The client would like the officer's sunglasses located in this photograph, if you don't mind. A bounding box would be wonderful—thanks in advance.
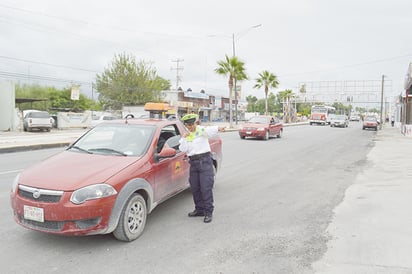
[184,122,195,126]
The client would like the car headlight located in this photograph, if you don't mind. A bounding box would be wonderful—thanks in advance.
[70,184,117,204]
[11,173,20,193]
[257,128,266,131]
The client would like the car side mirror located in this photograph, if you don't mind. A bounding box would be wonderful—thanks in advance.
[155,145,177,162]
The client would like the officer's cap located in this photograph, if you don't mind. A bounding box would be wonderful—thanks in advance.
[181,113,198,124]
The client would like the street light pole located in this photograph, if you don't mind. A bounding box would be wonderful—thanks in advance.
[232,24,262,125]
[232,32,238,125]
[380,75,385,129]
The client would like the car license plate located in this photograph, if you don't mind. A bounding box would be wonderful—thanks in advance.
[246,131,251,135]
[24,205,44,222]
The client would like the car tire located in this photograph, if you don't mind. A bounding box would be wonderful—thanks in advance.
[240,135,245,139]
[277,129,282,138]
[113,193,147,242]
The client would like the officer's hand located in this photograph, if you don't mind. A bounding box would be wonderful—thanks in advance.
[218,127,225,132]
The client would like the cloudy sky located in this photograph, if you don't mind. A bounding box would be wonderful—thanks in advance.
[0,0,411,100]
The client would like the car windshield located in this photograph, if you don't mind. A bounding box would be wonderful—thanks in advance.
[334,115,346,120]
[29,112,50,118]
[248,116,270,124]
[365,116,377,121]
[70,124,155,156]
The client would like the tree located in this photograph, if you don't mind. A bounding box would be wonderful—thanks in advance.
[278,89,296,122]
[215,54,248,128]
[253,70,279,115]
[246,95,258,112]
[332,102,351,115]
[95,53,171,110]
[15,83,94,112]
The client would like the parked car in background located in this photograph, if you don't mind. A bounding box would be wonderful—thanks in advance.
[330,115,349,128]
[349,114,361,121]
[23,111,53,132]
[238,115,283,140]
[10,118,223,242]
[91,114,117,127]
[362,116,378,131]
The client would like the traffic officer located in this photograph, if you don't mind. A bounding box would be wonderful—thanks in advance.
[179,114,225,223]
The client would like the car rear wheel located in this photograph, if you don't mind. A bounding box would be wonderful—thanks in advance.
[277,129,282,138]
[113,193,147,242]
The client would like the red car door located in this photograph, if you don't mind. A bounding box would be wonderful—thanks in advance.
[153,128,190,202]
[153,152,189,202]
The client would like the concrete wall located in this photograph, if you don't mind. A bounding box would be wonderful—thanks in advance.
[0,81,18,131]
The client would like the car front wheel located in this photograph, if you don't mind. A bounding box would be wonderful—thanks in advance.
[263,130,269,140]
[113,193,147,242]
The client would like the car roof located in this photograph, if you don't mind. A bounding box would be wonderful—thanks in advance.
[98,117,182,127]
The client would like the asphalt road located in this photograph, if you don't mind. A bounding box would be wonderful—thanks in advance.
[0,122,375,273]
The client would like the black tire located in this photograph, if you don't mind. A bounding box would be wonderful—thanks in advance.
[277,129,282,138]
[113,193,147,242]
[240,135,245,139]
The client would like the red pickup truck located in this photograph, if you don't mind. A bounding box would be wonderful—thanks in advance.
[10,118,222,241]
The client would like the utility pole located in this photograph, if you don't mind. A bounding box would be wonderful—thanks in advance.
[171,59,184,90]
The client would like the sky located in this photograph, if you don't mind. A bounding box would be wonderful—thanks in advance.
[0,0,411,101]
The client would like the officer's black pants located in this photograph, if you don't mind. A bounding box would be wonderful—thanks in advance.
[189,155,215,216]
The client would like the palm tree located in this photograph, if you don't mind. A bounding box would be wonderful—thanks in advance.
[215,54,248,128]
[254,70,279,115]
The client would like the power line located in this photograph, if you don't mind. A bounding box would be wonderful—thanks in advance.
[0,70,92,86]
[280,54,412,78]
[0,55,100,73]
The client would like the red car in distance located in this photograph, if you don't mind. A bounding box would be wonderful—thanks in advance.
[10,118,222,242]
[362,116,379,131]
[238,115,283,140]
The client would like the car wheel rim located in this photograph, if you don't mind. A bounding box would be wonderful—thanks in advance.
[128,200,145,233]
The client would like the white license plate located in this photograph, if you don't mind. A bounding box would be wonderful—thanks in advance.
[246,131,252,135]
[24,205,44,222]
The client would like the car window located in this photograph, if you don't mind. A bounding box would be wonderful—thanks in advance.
[27,111,50,118]
[157,124,180,152]
[73,124,155,156]
[249,116,270,124]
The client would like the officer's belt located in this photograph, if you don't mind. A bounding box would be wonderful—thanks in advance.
[189,152,210,160]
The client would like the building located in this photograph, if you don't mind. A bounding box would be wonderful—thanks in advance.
[162,88,231,122]
[399,63,412,136]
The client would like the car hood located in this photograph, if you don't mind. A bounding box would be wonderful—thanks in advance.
[18,151,142,191]
[241,123,268,129]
